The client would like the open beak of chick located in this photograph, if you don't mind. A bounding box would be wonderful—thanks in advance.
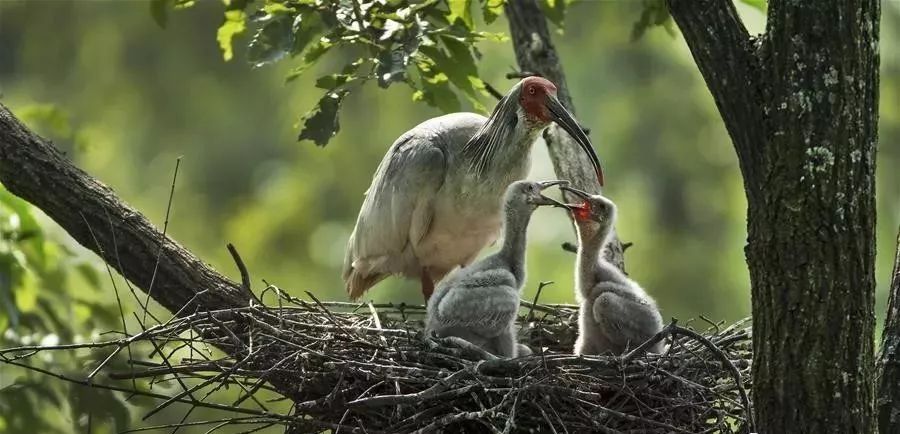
[559,185,593,202]
[558,185,595,211]
[545,95,605,187]
[530,180,571,208]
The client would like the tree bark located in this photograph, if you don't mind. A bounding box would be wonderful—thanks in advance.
[0,104,251,322]
[878,225,900,433]
[667,0,880,432]
[504,0,625,270]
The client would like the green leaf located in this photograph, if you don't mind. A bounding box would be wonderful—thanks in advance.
[247,15,293,67]
[151,0,195,26]
[149,0,172,28]
[447,0,473,28]
[482,0,505,24]
[315,60,363,89]
[0,263,19,328]
[413,56,461,112]
[285,37,333,82]
[291,9,324,55]
[631,0,672,41]
[217,9,247,61]
[540,0,567,28]
[298,90,350,146]
[740,0,767,12]
[421,37,486,112]
[375,19,423,88]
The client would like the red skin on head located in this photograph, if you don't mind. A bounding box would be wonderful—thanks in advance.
[518,77,557,122]
[572,201,591,222]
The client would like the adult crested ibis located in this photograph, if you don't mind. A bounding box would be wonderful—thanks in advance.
[424,180,569,357]
[559,186,664,356]
[343,76,604,301]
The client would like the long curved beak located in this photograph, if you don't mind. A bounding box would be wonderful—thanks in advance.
[559,185,593,201]
[545,95,605,186]
[534,180,570,208]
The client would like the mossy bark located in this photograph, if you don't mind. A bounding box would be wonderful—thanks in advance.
[667,0,880,432]
[879,226,900,433]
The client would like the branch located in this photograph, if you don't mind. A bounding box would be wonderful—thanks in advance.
[665,0,766,189]
[879,224,900,433]
[503,0,626,270]
[0,103,251,316]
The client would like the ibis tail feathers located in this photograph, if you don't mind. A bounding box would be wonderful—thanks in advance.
[345,269,388,301]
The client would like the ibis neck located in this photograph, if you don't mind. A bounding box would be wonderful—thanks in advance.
[498,206,534,276]
[462,104,542,177]
[575,222,608,269]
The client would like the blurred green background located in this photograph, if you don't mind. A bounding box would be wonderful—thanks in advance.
[0,1,898,432]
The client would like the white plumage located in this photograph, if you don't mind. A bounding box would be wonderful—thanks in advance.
[343,77,604,301]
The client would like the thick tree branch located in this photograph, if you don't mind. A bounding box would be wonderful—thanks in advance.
[879,225,900,433]
[668,1,880,432]
[504,0,625,270]
[0,103,250,316]
[665,0,765,193]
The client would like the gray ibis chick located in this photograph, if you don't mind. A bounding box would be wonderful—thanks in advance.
[424,180,567,358]
[560,186,664,356]
[343,77,604,301]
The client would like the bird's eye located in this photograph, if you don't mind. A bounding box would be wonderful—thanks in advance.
[528,86,536,96]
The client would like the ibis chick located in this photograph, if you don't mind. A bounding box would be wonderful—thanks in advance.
[560,186,664,356]
[424,180,567,358]
[343,77,604,301]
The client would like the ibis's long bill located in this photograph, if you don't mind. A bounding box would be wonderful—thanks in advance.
[531,180,570,208]
[545,95,605,187]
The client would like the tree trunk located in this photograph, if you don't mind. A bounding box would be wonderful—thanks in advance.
[504,0,625,270]
[666,0,880,432]
[878,225,900,432]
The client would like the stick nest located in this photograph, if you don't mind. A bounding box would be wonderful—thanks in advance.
[2,292,753,434]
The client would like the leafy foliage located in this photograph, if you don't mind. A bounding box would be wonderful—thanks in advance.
[0,190,103,333]
[165,0,507,146]
[0,188,134,433]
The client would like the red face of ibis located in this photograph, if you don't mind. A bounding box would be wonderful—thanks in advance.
[518,76,557,123]
[515,76,605,186]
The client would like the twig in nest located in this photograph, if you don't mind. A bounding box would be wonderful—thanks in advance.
[143,156,182,324]
[305,291,359,339]
[670,324,756,432]
[622,319,678,363]
[227,243,261,304]
[526,281,553,322]
[227,243,251,291]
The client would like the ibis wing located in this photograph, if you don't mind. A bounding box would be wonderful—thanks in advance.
[343,133,448,281]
